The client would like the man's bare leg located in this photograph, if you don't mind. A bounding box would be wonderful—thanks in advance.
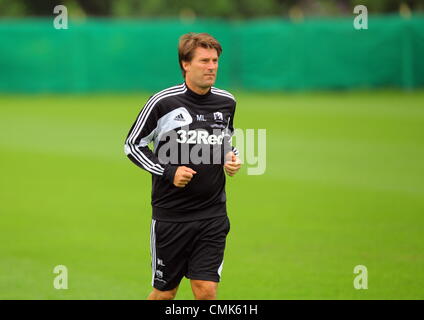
[147,286,179,300]
[190,280,218,300]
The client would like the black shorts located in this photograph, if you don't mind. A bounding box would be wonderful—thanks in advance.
[150,215,230,291]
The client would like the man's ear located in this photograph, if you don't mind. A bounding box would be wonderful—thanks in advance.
[182,60,190,74]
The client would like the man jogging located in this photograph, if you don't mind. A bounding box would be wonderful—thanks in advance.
[124,32,241,300]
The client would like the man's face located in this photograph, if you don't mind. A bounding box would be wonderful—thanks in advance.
[183,47,218,89]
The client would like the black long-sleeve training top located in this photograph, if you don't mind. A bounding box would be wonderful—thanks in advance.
[124,82,238,222]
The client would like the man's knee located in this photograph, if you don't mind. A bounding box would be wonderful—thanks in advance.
[147,287,178,300]
[191,280,217,300]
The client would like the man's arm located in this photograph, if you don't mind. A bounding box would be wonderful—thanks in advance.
[124,98,177,184]
[224,101,241,176]
[124,97,197,187]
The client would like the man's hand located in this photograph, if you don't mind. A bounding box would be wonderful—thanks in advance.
[224,152,241,177]
[173,166,197,187]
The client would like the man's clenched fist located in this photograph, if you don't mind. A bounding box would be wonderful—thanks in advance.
[173,166,197,187]
[224,152,241,177]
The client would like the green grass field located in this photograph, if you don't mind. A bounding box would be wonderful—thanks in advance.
[1,90,423,299]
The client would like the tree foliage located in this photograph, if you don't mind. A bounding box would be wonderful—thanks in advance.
[0,0,422,18]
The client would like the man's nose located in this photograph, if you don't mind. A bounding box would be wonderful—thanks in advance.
[207,62,216,70]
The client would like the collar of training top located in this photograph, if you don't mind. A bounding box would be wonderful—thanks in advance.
[184,82,212,99]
